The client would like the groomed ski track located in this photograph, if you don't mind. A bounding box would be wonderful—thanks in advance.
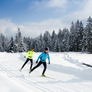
[0,52,92,92]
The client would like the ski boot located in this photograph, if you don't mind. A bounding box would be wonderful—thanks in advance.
[42,74,46,77]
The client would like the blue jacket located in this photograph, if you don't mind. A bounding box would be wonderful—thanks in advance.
[37,52,50,62]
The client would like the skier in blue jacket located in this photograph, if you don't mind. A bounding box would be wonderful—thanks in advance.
[29,48,50,77]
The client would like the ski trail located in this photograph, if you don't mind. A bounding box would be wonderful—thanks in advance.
[0,52,92,92]
[0,59,70,92]
[0,63,56,92]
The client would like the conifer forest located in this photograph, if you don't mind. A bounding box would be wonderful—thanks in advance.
[0,17,92,53]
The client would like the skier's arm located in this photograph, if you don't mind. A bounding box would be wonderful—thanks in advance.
[37,53,43,61]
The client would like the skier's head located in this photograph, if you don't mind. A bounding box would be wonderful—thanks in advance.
[31,48,34,51]
[45,47,49,53]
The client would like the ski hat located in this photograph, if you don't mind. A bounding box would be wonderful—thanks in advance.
[45,47,48,50]
[31,48,34,50]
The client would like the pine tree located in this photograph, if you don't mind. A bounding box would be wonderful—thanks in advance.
[0,34,3,52]
[14,28,27,52]
[74,20,84,51]
[69,22,75,51]
[79,21,84,51]
[51,30,57,51]
[70,21,84,52]
[61,28,70,52]
[43,31,51,50]
[58,29,63,52]
[82,27,88,52]
[85,17,92,53]
[0,33,8,52]
[23,37,30,51]
[74,20,80,51]
[7,37,14,52]
[38,34,45,52]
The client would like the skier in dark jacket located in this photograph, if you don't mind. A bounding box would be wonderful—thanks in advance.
[29,48,50,77]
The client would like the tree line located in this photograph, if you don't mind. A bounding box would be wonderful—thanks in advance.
[0,17,92,53]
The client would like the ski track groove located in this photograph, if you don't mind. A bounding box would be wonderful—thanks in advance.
[0,63,76,92]
[0,53,92,92]
[0,63,56,92]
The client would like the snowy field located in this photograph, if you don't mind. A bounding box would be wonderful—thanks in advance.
[0,52,92,92]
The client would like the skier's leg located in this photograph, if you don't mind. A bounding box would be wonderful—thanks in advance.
[42,62,47,75]
[31,61,42,72]
[30,59,33,70]
[21,58,29,70]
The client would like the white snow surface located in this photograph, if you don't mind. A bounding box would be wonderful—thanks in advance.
[0,52,92,92]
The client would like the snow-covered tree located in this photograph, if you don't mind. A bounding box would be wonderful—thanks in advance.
[0,33,8,52]
[85,17,92,53]
[82,27,88,52]
[14,28,27,52]
[0,35,3,52]
[61,28,70,52]
[51,30,58,51]
[7,37,14,52]
[69,20,84,52]
[43,31,51,51]
[0,17,92,53]
[69,22,75,51]
[74,20,84,51]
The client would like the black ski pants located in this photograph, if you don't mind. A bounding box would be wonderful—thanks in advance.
[21,58,33,70]
[31,61,47,75]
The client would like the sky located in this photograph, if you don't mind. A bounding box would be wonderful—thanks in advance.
[0,0,92,38]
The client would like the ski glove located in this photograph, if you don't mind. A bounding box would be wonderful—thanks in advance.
[36,61,38,63]
[48,62,50,64]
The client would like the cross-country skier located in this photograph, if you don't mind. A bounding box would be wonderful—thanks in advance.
[20,48,35,71]
[29,48,50,77]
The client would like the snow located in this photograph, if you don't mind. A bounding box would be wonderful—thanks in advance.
[0,52,92,92]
